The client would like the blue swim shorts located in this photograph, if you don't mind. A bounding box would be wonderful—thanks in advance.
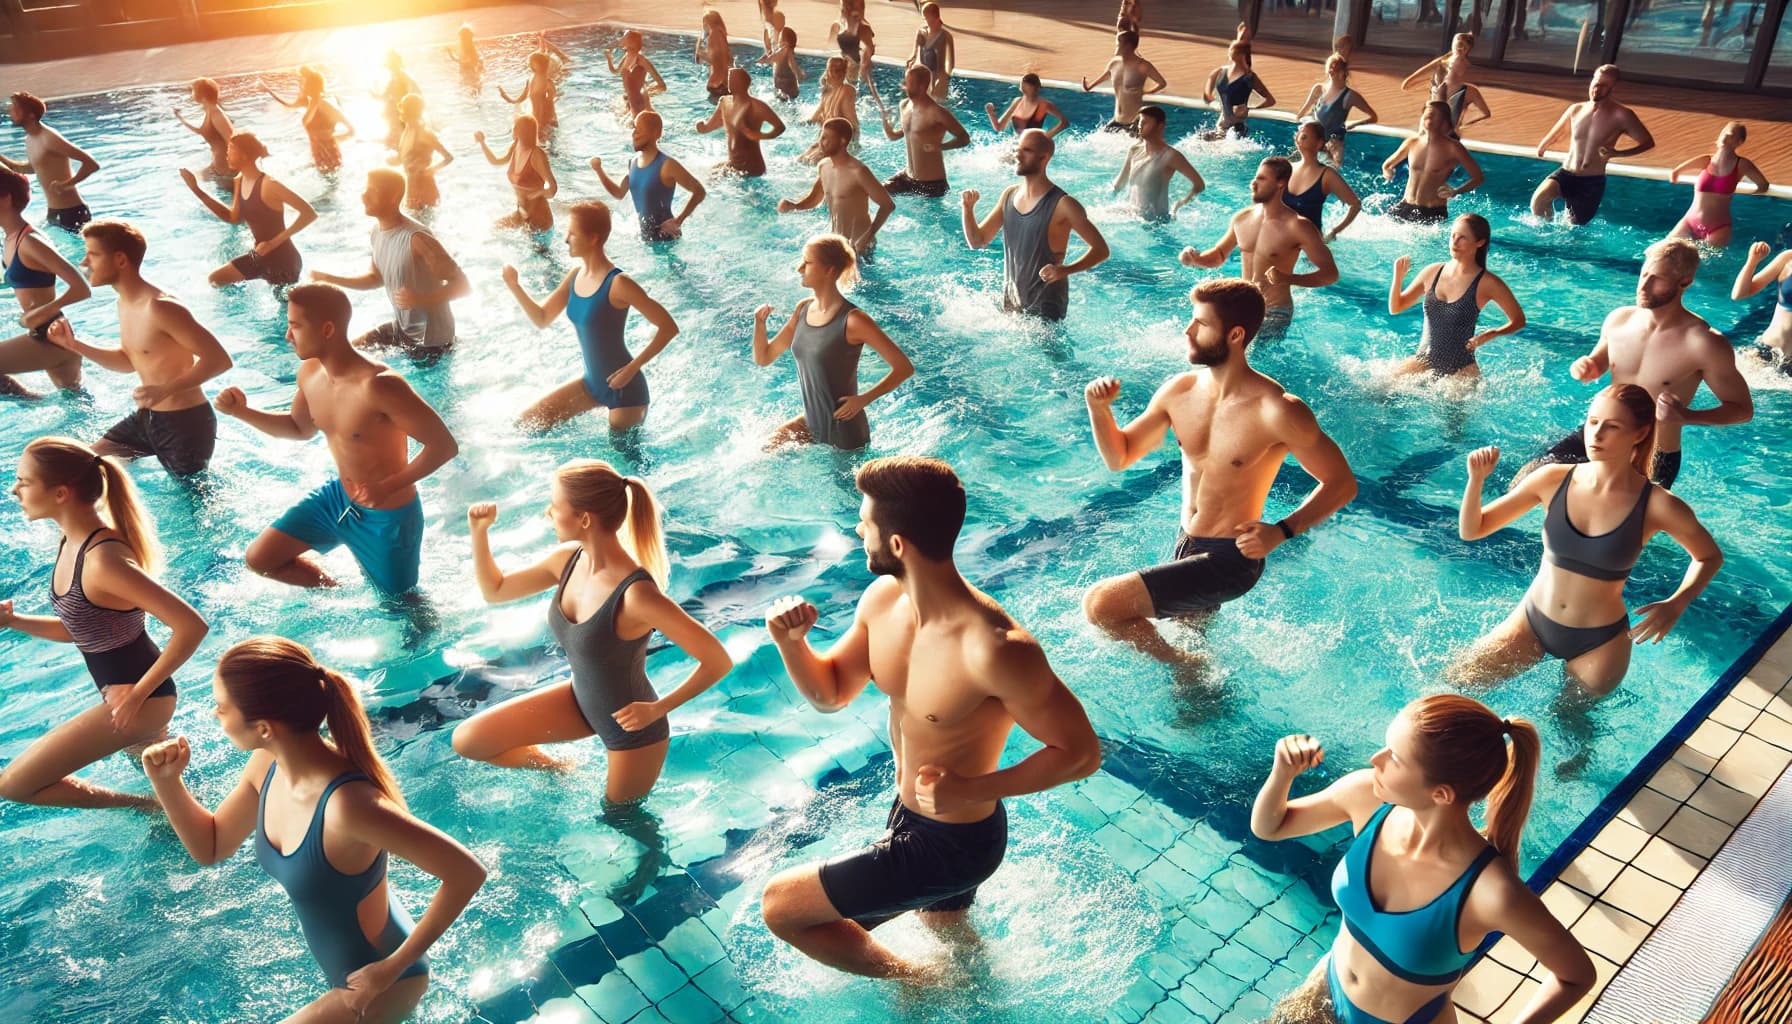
[270,478,424,594]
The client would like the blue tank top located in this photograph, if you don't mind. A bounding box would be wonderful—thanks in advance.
[4,225,58,289]
[1218,68,1257,109]
[567,267,649,409]
[254,763,424,988]
[1331,804,1498,986]
[628,152,677,240]
[1282,174,1326,227]
[1314,88,1352,138]
[1778,270,1792,312]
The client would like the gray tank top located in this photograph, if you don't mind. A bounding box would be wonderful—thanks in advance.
[918,30,947,77]
[1002,185,1068,320]
[547,550,658,738]
[372,218,454,347]
[793,298,870,450]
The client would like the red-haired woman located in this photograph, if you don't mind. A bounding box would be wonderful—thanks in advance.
[142,636,485,1023]
[1453,385,1722,694]
[173,77,233,176]
[0,437,207,810]
[1253,695,1596,1023]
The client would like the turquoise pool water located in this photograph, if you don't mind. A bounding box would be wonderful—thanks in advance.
[3,25,1790,1024]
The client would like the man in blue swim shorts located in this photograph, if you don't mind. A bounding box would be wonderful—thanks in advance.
[214,283,458,594]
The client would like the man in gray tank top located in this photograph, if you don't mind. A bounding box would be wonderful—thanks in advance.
[308,169,468,355]
[961,130,1109,322]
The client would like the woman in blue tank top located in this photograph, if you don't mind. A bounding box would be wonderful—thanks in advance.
[142,636,485,1022]
[502,202,680,432]
[455,460,733,805]
[751,234,914,450]
[1253,695,1596,1024]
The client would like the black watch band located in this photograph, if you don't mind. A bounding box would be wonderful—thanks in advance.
[1276,519,1295,541]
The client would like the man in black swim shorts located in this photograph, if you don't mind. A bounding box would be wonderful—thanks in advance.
[1081,278,1356,670]
[2,92,100,235]
[759,456,1100,979]
[880,66,968,200]
[1530,65,1653,226]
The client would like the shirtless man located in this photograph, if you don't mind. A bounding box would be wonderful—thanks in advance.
[880,67,971,200]
[907,3,956,102]
[1081,279,1357,669]
[592,111,707,242]
[1180,158,1338,331]
[606,29,667,119]
[2,93,101,233]
[962,130,1109,322]
[215,284,458,595]
[1380,101,1484,224]
[307,168,469,355]
[47,221,231,477]
[0,167,88,395]
[696,67,786,178]
[1111,106,1204,222]
[759,456,1102,979]
[778,118,894,257]
[1081,31,1167,134]
[499,52,559,137]
[1530,64,1654,226]
[1518,239,1750,490]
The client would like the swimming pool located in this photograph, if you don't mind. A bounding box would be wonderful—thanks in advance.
[2,23,1790,1023]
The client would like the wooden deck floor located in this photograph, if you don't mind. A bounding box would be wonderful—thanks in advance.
[8,0,1791,183]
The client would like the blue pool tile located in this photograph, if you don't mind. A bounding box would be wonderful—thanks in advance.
[1077,774,1142,816]
[1262,964,1304,999]
[618,948,689,1003]
[552,935,620,989]
[691,959,750,1012]
[1232,911,1304,964]
[1209,857,1287,909]
[530,994,603,1023]
[1216,989,1274,1024]
[1142,994,1203,1024]
[1188,960,1252,1010]
[1138,856,1198,906]
[576,974,649,1024]
[1091,823,1158,874]
[723,1000,784,1022]
[1115,973,1167,1022]
[1112,802,1181,851]
[1169,978,1225,1022]
[656,983,725,1024]
[623,1010,672,1024]
[582,894,627,930]
[1163,835,1229,880]
[1209,934,1275,986]
[1167,915,1224,961]
[1144,950,1191,991]
[1190,890,1255,939]
[1292,934,1331,968]
[659,919,728,976]
[1053,789,1113,831]
[1263,882,1331,936]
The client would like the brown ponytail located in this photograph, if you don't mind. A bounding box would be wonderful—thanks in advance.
[556,460,669,588]
[1407,694,1538,865]
[25,436,161,573]
[1602,383,1658,478]
[218,636,404,807]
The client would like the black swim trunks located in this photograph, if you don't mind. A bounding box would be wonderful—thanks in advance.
[230,244,303,286]
[46,204,91,232]
[1754,343,1792,376]
[1104,117,1141,136]
[1389,200,1448,224]
[1537,429,1681,489]
[1546,169,1606,225]
[359,321,451,355]
[818,797,1007,928]
[884,172,949,198]
[1198,122,1248,142]
[101,402,217,476]
[1138,532,1266,618]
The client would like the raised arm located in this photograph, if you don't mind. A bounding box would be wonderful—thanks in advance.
[1083,58,1117,93]
[141,743,265,865]
[1294,84,1323,120]
[1733,245,1792,301]
[961,187,1006,250]
[213,382,316,441]
[502,266,574,328]
[1180,218,1238,269]
[589,154,629,199]
[751,301,801,366]
[1252,746,1377,842]
[1382,138,1415,181]
[0,598,74,643]
[181,168,238,223]
[43,318,134,374]
[764,586,880,713]
[309,255,383,292]
[694,103,727,135]
[473,131,507,165]
[465,505,569,603]
[778,172,825,214]
[1084,375,1174,471]
[1400,55,1446,92]
[880,100,905,140]
[1460,451,1552,540]
[1388,256,1428,315]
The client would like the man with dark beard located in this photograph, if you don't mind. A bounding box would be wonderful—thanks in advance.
[1180,157,1336,334]
[591,110,706,242]
[1079,279,1357,670]
[1514,238,1750,490]
[961,128,1108,322]
[759,456,1102,981]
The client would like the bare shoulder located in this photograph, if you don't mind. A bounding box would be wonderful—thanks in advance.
[83,532,144,573]
[963,593,1051,688]
[855,574,903,621]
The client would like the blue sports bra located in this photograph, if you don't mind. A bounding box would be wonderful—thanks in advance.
[1330,803,1498,986]
[5,226,58,289]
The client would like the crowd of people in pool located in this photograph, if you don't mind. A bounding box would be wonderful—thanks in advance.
[0,1,1788,1020]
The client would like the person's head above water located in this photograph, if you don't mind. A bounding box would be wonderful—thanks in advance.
[0,166,30,216]
[1421,99,1452,136]
[1115,29,1139,56]
[362,167,406,219]
[823,55,847,85]
[903,64,933,99]
[854,456,967,574]
[729,66,752,96]
[225,132,268,174]
[512,113,540,149]
[820,116,854,155]
[1582,384,1657,477]
[212,635,403,805]
[1451,32,1474,56]
[1014,128,1054,177]
[1228,40,1251,66]
[1250,157,1292,203]
[1324,54,1348,84]
[1020,72,1042,98]
[1451,213,1491,268]
[384,49,406,72]
[550,459,668,587]
[623,28,643,50]
[8,91,46,127]
[1373,694,1538,864]
[799,233,858,291]
[1637,238,1698,309]
[285,282,353,360]
[190,78,220,105]
[79,219,148,287]
[922,1,942,27]
[1138,104,1166,140]
[398,92,427,125]
[1294,119,1323,156]
[1717,120,1747,152]
[14,435,160,572]
[568,200,613,258]
[631,109,664,150]
[1590,63,1619,102]
[299,65,325,98]
[1185,277,1265,366]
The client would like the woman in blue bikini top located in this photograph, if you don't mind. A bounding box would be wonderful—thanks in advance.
[1252,695,1596,1024]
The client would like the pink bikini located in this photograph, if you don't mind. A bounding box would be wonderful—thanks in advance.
[1685,158,1742,240]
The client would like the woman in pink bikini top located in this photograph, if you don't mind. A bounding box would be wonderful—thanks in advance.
[1667,120,1769,249]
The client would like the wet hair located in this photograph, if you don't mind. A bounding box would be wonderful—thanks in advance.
[1117,30,1140,50]
[286,282,353,336]
[1645,238,1700,284]
[1454,32,1475,49]
[1325,54,1347,77]
[1457,213,1491,269]
[1138,105,1166,129]
[1295,119,1322,145]
[1021,72,1042,91]
[1405,694,1538,866]
[24,436,161,573]
[191,78,220,104]
[854,456,966,562]
[0,166,29,211]
[9,92,46,121]
[1260,156,1293,185]
[569,200,613,246]
[1601,383,1659,477]
[823,116,855,144]
[299,66,325,96]
[555,460,669,588]
[218,636,404,807]
[1193,278,1267,350]
[1723,120,1747,144]
[805,233,859,290]
[1423,100,1453,129]
[367,166,406,203]
[81,219,148,269]
[228,131,268,161]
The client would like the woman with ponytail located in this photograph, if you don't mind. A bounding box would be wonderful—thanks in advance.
[1453,384,1722,694]
[1387,213,1524,378]
[141,636,485,1023]
[0,436,206,810]
[456,460,732,803]
[1252,695,1594,1024]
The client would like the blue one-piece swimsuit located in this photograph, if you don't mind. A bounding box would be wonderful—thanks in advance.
[567,267,650,410]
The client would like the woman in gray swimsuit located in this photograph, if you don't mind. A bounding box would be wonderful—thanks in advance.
[455,461,732,803]
[180,132,317,287]
[1387,214,1524,378]
[1452,385,1722,695]
[751,234,914,451]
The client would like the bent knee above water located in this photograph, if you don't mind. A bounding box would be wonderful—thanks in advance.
[1082,574,1152,626]
[760,867,835,933]
[449,720,500,761]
